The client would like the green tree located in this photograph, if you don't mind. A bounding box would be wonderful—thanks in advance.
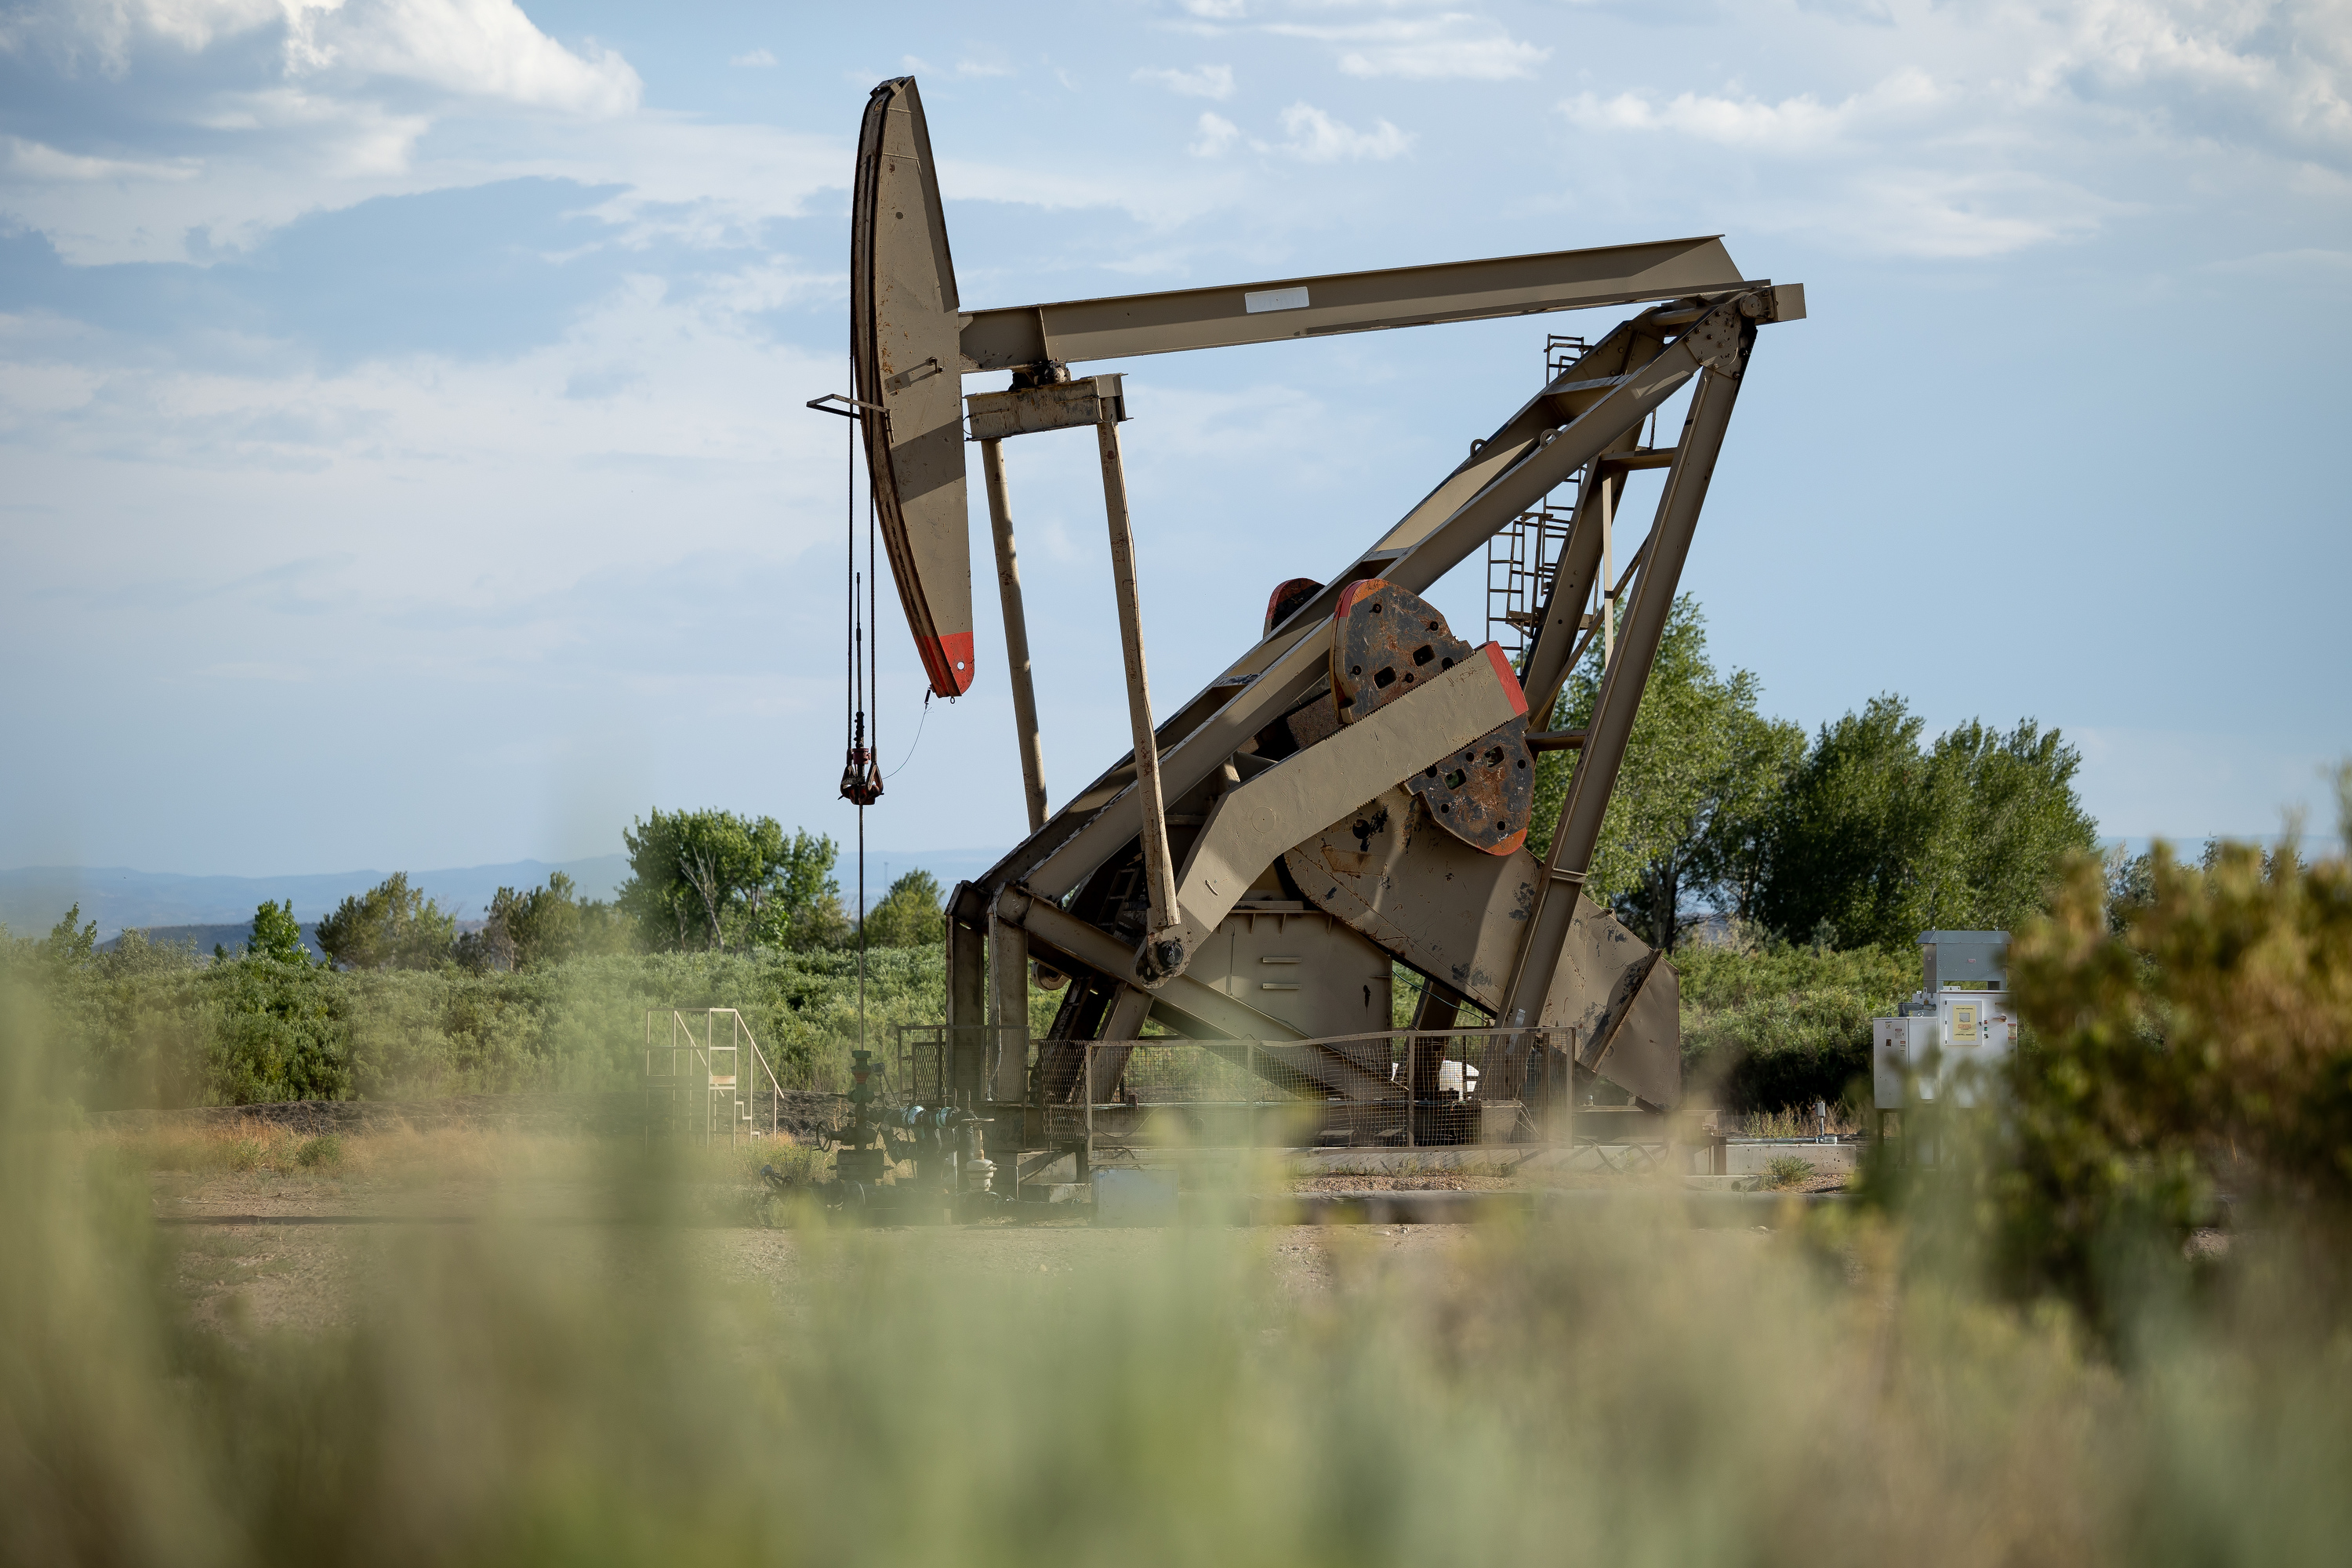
[247,898,313,965]
[467,872,635,971]
[619,809,844,952]
[203,952,350,1102]
[96,927,199,979]
[34,904,97,967]
[1934,718,2100,932]
[1757,699,2096,949]
[861,869,945,949]
[1528,597,1803,950]
[314,876,453,970]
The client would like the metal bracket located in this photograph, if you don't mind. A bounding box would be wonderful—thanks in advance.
[806,392,887,419]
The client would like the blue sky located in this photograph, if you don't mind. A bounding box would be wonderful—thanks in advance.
[2,0,2347,879]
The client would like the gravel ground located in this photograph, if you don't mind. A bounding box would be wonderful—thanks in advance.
[151,1200,1482,1335]
[90,1091,851,1142]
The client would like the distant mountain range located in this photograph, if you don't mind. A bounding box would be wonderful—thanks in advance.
[100,921,334,961]
[2,848,1007,940]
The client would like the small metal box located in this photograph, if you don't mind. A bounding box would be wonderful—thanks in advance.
[1873,1016,1936,1109]
[1920,930,2007,993]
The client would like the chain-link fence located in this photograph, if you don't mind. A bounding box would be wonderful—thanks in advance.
[895,1023,1026,1109]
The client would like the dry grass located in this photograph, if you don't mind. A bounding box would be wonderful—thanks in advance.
[3,1095,2345,1568]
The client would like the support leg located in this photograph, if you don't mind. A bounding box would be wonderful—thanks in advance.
[1095,419,1180,949]
[1497,358,1749,1092]
[990,915,1030,1103]
[982,437,1049,834]
[946,902,989,1109]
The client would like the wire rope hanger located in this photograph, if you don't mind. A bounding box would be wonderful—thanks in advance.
[808,392,889,810]
[808,389,889,1062]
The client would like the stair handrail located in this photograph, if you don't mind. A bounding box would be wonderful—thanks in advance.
[712,1007,785,1138]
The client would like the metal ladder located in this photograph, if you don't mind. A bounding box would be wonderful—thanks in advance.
[1484,333,1611,673]
[643,1008,786,1145]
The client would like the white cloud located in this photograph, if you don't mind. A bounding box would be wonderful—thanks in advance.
[1561,71,1942,154]
[1551,49,2282,256]
[0,271,843,608]
[1178,0,1246,17]
[0,0,666,261]
[282,0,641,115]
[1276,102,1411,162]
[1189,111,1240,156]
[8,0,642,113]
[729,48,775,67]
[1267,13,1549,82]
[1136,63,1235,99]
[1836,168,2116,258]
[4,135,201,182]
[0,0,281,70]
[955,57,1013,78]
[1556,3,2352,174]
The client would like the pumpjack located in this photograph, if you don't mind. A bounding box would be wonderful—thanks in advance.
[837,77,1804,1163]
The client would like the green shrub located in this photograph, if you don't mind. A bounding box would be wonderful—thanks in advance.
[295,1134,343,1169]
[1980,828,2352,1327]
[5,939,952,1109]
[1676,941,1912,1113]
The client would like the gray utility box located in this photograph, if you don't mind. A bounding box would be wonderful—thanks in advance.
[1873,931,2016,1109]
[1920,929,2006,994]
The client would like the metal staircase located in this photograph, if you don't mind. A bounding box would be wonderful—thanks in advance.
[1486,333,1622,680]
[643,1008,786,1145]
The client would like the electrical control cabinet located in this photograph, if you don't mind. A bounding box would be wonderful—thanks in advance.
[1873,1017,1935,1109]
[1872,932,2016,1109]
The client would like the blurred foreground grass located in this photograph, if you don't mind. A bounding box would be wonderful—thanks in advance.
[9,817,2352,1563]
[9,1091,2352,1560]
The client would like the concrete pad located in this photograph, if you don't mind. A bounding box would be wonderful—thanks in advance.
[1722,1140,1859,1176]
[1250,1188,1844,1227]
[1093,1169,1179,1227]
[1292,1145,1672,1178]
[1292,1147,1544,1178]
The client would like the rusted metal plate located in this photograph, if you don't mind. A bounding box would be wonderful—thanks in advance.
[1264,576,1324,637]
[1330,579,1473,724]
[1327,579,1532,854]
[1407,711,1534,855]
[852,78,975,698]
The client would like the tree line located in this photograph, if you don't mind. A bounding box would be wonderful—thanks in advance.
[1532,595,2099,952]
[289,812,946,973]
